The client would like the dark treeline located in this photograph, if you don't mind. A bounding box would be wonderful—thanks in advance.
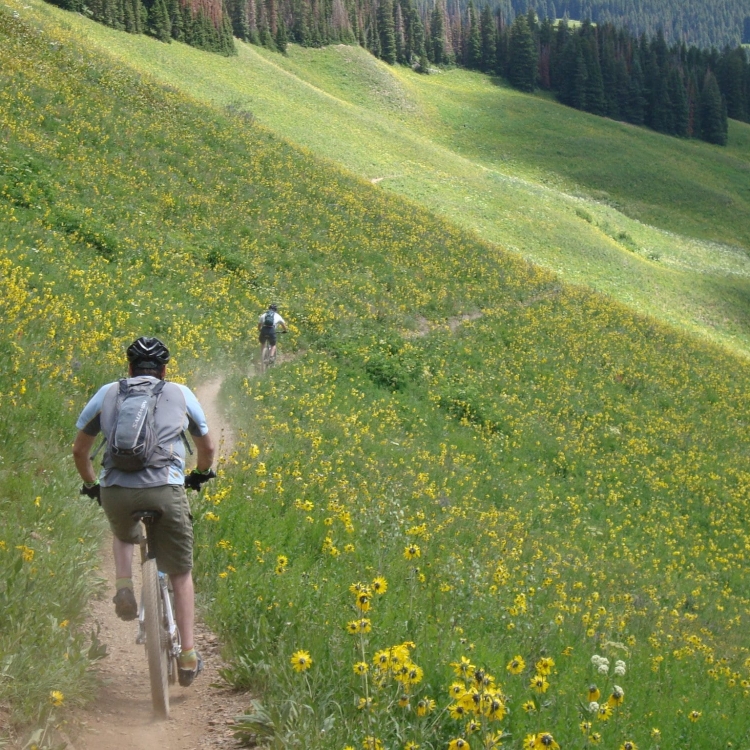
[497,13,748,145]
[227,0,748,145]
[504,0,750,50]
[44,0,236,55]
[44,0,749,145]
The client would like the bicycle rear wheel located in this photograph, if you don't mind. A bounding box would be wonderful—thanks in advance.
[143,558,169,718]
[261,343,271,373]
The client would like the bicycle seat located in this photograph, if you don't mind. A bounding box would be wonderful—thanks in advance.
[131,510,163,523]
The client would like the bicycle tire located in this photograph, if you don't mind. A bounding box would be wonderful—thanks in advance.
[143,558,170,718]
[261,343,271,373]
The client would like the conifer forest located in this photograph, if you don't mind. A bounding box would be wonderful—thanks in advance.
[45,0,750,145]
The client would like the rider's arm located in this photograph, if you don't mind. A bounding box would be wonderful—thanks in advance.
[181,385,215,472]
[192,432,215,473]
[72,430,98,484]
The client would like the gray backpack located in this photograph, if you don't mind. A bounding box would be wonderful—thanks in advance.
[104,378,169,472]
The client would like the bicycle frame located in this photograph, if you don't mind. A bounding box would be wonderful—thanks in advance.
[133,512,181,716]
[135,569,181,666]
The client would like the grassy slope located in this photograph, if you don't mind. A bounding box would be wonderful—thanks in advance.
[4,4,750,749]
[18,0,750,357]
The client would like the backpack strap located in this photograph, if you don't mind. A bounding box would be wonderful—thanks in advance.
[180,430,194,456]
[90,436,106,462]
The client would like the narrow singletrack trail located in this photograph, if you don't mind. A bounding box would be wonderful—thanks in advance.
[65,376,246,750]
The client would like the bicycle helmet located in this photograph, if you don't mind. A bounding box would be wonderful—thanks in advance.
[126,336,170,368]
[269,303,278,311]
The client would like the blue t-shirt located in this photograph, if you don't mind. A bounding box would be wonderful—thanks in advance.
[76,377,209,488]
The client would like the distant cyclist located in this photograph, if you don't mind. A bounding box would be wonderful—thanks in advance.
[258,303,287,364]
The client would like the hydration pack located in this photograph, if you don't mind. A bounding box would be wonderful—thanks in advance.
[104,378,169,472]
[261,310,275,331]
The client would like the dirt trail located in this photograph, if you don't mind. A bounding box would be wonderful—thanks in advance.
[64,376,247,750]
[406,311,484,338]
[194,376,236,460]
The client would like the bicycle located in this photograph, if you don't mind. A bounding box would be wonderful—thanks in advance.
[260,340,276,373]
[132,472,215,717]
[260,330,286,374]
[133,509,180,718]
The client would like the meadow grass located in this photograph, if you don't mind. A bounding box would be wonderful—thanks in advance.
[17,0,750,359]
[3,3,750,750]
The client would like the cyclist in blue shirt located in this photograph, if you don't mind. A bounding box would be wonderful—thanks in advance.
[72,337,215,687]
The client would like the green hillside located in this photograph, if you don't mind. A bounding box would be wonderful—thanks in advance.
[3,3,750,750]
[17,0,750,359]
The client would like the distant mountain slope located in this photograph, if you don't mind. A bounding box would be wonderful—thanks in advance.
[25,0,750,357]
[501,0,749,48]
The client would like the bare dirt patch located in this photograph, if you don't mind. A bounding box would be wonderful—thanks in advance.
[406,311,483,338]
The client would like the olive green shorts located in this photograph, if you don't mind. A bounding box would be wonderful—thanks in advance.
[100,484,193,575]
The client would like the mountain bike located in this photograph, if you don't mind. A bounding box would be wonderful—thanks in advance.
[133,509,180,718]
[260,330,286,373]
[131,474,215,717]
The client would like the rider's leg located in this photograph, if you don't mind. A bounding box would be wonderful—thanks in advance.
[269,344,277,360]
[173,570,202,684]
[113,536,134,580]
[111,535,137,620]
[171,570,195,652]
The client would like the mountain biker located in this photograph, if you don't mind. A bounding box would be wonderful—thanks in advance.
[72,336,215,687]
[258,303,287,364]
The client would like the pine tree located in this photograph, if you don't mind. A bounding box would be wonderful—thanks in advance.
[378,0,396,63]
[667,66,688,136]
[169,0,183,39]
[580,21,604,114]
[625,57,646,125]
[150,0,171,42]
[570,45,588,109]
[412,7,425,59]
[228,0,250,39]
[508,13,537,91]
[124,0,140,32]
[466,1,482,70]
[495,21,509,76]
[180,3,192,43]
[430,2,446,65]
[221,10,237,55]
[407,3,426,64]
[686,70,701,137]
[479,4,496,72]
[614,56,630,119]
[368,12,381,58]
[600,32,618,117]
[275,14,288,52]
[718,48,748,121]
[549,16,568,89]
[246,0,259,43]
[258,0,275,49]
[394,2,406,63]
[700,70,728,144]
[294,0,311,46]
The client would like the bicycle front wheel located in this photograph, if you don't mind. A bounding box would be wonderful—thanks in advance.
[143,558,170,718]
